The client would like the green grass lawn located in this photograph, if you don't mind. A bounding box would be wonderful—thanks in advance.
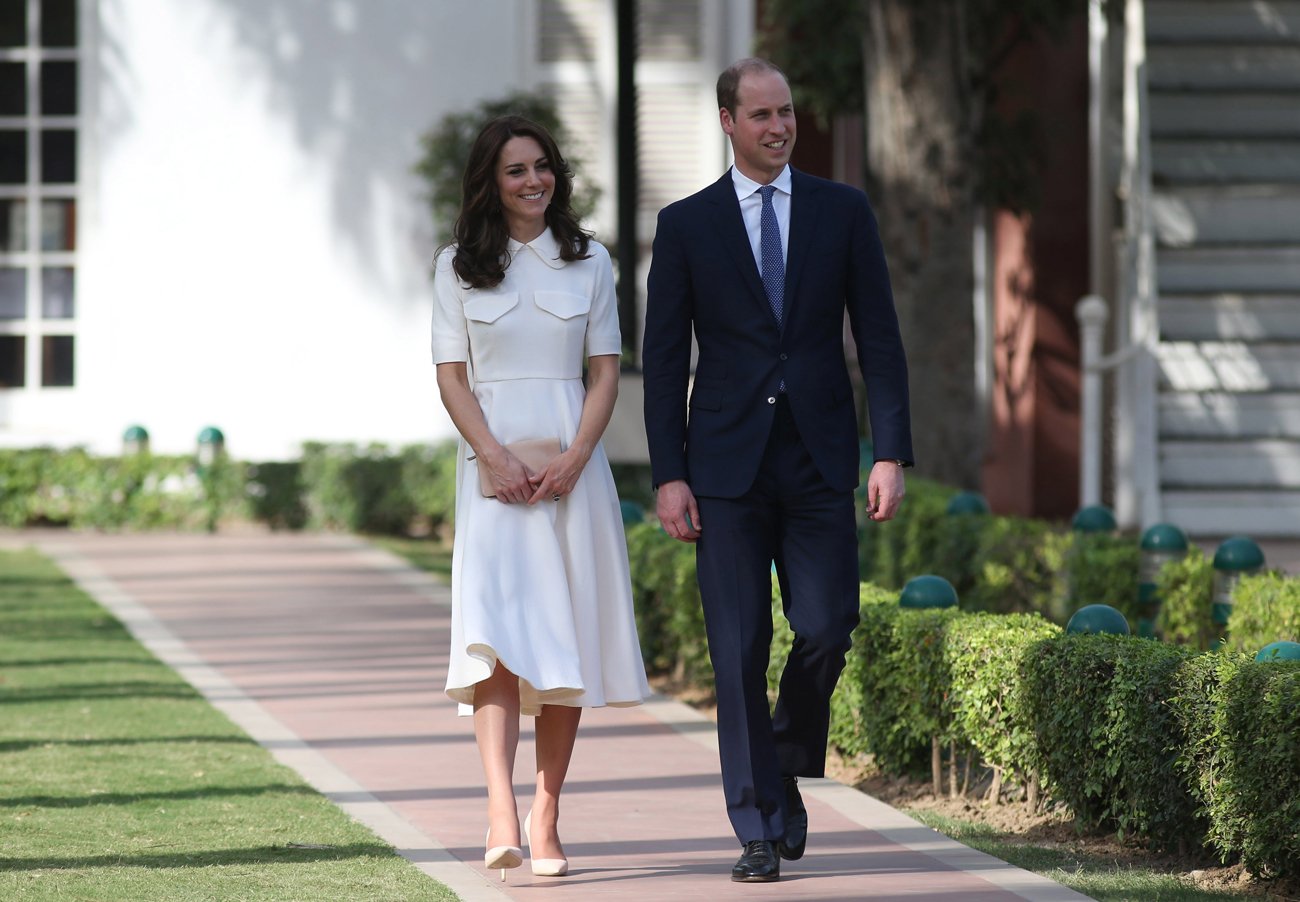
[0,547,458,902]
[904,809,1245,902]
[370,537,453,580]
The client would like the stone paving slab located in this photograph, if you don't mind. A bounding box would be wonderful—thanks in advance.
[15,531,1094,902]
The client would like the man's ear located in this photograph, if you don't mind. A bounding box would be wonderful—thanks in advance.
[719,107,735,136]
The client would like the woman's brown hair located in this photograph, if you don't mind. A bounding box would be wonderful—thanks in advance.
[450,115,591,289]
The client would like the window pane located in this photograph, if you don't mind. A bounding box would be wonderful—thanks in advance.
[41,334,72,386]
[39,60,76,116]
[0,1,25,47]
[0,198,26,251]
[40,129,74,183]
[40,198,73,250]
[0,61,25,115]
[0,335,25,387]
[41,266,72,318]
[40,0,76,48]
[0,130,26,183]
[0,266,25,318]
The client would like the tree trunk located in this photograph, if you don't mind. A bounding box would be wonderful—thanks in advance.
[931,735,943,796]
[862,1,981,487]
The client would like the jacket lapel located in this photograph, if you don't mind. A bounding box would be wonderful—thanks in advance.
[783,169,821,331]
[703,173,770,315]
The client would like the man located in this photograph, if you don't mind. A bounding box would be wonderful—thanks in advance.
[642,58,913,883]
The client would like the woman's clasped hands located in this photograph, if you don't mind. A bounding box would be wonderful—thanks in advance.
[481,445,587,505]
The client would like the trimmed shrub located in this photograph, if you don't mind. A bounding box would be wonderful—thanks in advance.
[853,597,962,773]
[1066,532,1142,625]
[1172,653,1300,876]
[245,461,308,531]
[1227,572,1300,655]
[943,612,1059,784]
[966,517,1071,618]
[1157,547,1218,648]
[1022,634,1201,849]
[299,442,416,535]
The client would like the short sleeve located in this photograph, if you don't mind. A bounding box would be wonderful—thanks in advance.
[584,243,622,358]
[431,247,469,364]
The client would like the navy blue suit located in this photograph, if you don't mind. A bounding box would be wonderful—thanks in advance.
[643,168,912,843]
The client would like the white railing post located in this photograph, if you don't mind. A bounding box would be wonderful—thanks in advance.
[1076,295,1110,508]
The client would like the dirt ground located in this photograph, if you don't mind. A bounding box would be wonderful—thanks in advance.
[650,675,1299,901]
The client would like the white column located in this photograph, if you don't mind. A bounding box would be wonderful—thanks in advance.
[1076,295,1110,508]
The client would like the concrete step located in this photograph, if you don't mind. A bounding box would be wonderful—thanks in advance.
[1160,294,1300,341]
[1149,45,1300,90]
[1161,438,1300,487]
[1150,93,1300,139]
[1160,489,1300,536]
[1147,1,1300,44]
[1154,139,1300,184]
[1160,391,1300,439]
[1157,246,1300,292]
[1157,341,1300,391]
[1153,185,1300,246]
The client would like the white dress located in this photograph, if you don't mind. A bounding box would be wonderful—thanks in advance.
[431,230,650,716]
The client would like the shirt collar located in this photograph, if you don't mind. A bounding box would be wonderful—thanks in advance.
[730,164,792,201]
[507,227,566,269]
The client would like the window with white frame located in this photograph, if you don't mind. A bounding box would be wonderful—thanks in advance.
[0,0,78,390]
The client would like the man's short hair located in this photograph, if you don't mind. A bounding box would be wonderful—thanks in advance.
[716,57,788,117]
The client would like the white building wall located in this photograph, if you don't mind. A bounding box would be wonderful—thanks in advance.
[71,0,526,459]
[1,0,754,461]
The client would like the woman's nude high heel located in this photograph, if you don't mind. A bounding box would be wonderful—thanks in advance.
[524,809,569,877]
[485,826,522,881]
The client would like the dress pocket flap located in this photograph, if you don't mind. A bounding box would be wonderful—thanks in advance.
[464,293,519,324]
[534,290,591,320]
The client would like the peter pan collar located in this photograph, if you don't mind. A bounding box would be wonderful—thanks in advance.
[507,228,567,270]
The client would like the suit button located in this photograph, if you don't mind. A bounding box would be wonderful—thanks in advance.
[767,396,776,404]
[779,353,788,360]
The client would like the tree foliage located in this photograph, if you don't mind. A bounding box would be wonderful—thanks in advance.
[413,92,600,245]
[758,0,1080,212]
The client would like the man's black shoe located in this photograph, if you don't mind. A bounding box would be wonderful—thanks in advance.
[731,840,781,882]
[778,776,807,861]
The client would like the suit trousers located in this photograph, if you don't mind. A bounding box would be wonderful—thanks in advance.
[694,396,861,843]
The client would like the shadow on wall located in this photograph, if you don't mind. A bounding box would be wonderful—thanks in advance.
[127,1,524,297]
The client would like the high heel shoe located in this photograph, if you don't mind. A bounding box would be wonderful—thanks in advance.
[485,826,522,881]
[524,809,569,877]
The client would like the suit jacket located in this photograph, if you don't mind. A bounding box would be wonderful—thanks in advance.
[643,168,912,498]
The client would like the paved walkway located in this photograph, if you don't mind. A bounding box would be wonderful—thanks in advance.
[13,531,1101,901]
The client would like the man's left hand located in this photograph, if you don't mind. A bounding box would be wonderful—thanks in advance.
[864,461,906,522]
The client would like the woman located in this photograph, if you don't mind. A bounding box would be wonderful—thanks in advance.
[431,116,650,881]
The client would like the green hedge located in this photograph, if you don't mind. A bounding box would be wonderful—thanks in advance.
[0,448,245,531]
[1022,635,1203,850]
[623,522,1300,874]
[1156,547,1219,648]
[1227,572,1300,654]
[1172,653,1300,877]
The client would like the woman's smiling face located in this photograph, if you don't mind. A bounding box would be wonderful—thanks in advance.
[496,135,555,242]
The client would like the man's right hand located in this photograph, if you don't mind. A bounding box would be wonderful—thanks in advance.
[656,479,702,543]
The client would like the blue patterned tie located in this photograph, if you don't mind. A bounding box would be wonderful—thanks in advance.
[758,185,784,327]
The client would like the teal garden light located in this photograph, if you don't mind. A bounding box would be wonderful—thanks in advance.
[1211,535,1265,627]
[1066,603,1130,636]
[1255,640,1300,663]
[196,426,226,469]
[899,575,959,609]
[1136,523,1189,638]
[122,424,150,456]
[945,491,990,516]
[1071,504,1117,533]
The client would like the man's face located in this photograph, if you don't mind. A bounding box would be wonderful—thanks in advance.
[720,70,796,184]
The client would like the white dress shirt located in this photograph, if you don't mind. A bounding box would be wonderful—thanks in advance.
[730,164,792,277]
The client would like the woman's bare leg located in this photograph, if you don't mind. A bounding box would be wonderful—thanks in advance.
[530,704,581,859]
[474,664,522,848]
